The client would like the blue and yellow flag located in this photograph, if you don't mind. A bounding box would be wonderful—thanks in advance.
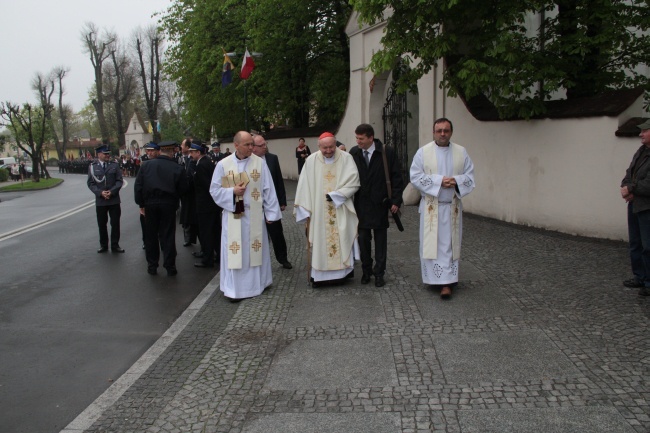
[222,49,235,88]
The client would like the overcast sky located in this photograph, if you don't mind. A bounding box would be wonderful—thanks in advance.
[0,0,172,113]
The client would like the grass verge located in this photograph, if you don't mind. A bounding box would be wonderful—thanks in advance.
[0,178,64,192]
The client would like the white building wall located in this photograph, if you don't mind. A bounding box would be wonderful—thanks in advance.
[332,11,647,241]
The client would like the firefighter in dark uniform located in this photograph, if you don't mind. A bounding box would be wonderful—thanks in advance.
[87,144,125,253]
[134,141,189,276]
[138,142,160,249]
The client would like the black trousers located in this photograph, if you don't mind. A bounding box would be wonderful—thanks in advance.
[96,204,121,248]
[267,219,288,264]
[358,227,387,278]
[197,210,221,266]
[144,204,177,270]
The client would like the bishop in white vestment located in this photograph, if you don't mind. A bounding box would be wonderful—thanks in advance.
[209,131,282,300]
[410,119,475,299]
[294,133,360,286]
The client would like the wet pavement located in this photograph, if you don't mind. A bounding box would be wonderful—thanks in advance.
[59,180,650,433]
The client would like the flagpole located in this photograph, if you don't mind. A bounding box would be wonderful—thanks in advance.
[244,80,248,131]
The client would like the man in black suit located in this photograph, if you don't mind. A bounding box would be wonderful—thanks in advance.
[252,134,292,269]
[179,138,199,247]
[87,144,125,253]
[349,124,404,287]
[189,142,222,268]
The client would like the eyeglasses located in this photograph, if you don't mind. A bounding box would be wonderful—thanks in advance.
[434,129,451,133]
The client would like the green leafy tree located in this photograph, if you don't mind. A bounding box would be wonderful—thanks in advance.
[0,102,53,181]
[160,0,352,136]
[351,0,650,119]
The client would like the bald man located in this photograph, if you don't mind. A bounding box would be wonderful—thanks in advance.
[209,131,282,301]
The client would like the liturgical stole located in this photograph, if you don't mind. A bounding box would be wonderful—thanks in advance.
[221,156,264,269]
[423,143,464,260]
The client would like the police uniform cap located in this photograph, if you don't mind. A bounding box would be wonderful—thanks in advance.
[95,145,111,154]
[143,142,160,150]
[158,140,178,148]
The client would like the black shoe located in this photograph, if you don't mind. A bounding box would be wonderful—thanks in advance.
[166,268,178,277]
[112,246,125,253]
[639,287,650,296]
[375,276,385,287]
[227,296,242,303]
[142,243,146,249]
[183,241,191,247]
[623,278,643,288]
[194,262,213,268]
[147,267,157,275]
[97,246,108,253]
[345,270,354,279]
[281,261,293,269]
[192,251,204,258]
[361,274,371,284]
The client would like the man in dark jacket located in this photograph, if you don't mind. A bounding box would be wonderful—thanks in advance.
[87,144,124,253]
[349,124,404,287]
[179,138,199,247]
[135,141,188,276]
[621,119,650,296]
[252,134,292,269]
[190,142,222,268]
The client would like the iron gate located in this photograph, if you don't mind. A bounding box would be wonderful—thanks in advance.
[382,83,409,179]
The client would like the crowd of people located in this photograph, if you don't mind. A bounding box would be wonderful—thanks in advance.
[87,117,478,302]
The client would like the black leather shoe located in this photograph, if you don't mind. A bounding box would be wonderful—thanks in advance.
[97,247,108,253]
[112,246,125,253]
[281,261,293,269]
[375,276,385,287]
[192,251,204,258]
[623,278,643,288]
[194,262,213,268]
[361,274,371,284]
[345,270,354,279]
[183,241,191,247]
[147,267,157,275]
[166,268,178,277]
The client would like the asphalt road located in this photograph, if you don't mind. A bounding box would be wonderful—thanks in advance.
[0,174,215,433]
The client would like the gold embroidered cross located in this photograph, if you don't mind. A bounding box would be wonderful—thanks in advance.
[325,171,335,182]
[251,188,260,201]
[252,239,262,252]
[229,241,241,254]
[250,169,261,181]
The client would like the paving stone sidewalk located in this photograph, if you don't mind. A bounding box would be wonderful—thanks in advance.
[67,202,649,432]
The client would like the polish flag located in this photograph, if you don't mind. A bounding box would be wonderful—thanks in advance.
[241,49,255,80]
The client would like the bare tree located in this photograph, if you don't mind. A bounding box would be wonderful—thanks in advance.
[134,25,163,142]
[81,22,115,145]
[106,39,137,150]
[53,67,71,161]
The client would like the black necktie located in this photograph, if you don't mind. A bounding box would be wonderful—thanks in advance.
[364,150,370,166]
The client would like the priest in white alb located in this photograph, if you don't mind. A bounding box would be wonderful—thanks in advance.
[410,118,475,300]
[209,131,282,301]
[294,132,360,288]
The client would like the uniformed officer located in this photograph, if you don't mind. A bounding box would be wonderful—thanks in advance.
[138,142,161,249]
[134,141,189,276]
[87,144,125,253]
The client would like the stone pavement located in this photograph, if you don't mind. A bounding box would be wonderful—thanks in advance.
[63,191,649,432]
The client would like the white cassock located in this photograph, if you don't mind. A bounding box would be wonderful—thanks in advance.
[410,141,475,285]
[209,154,282,299]
[294,149,360,282]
